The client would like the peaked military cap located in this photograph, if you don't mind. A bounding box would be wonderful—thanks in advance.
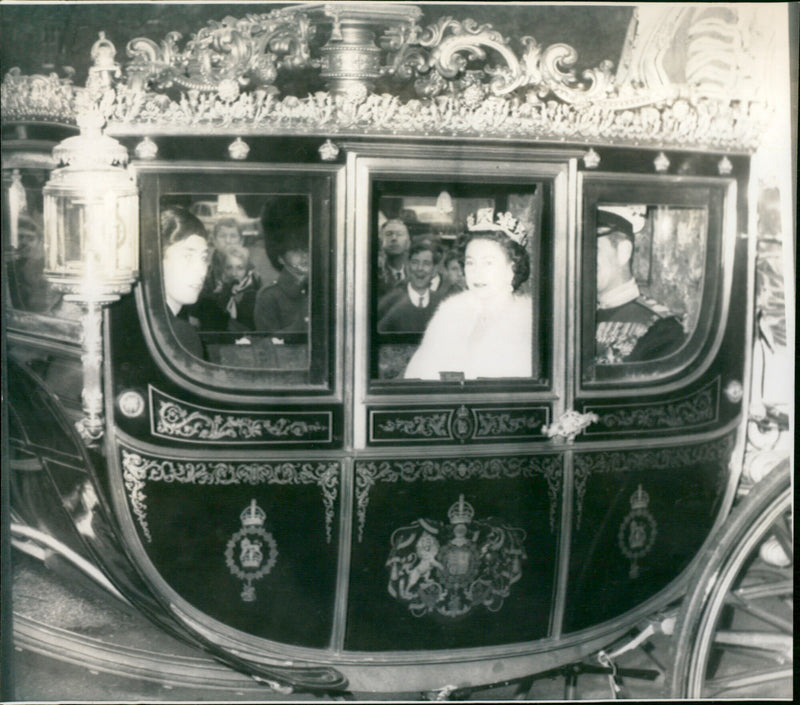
[597,209,634,239]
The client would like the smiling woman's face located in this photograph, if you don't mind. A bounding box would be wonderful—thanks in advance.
[464,237,515,300]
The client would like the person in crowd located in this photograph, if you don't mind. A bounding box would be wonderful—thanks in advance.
[376,218,411,297]
[594,209,685,364]
[161,207,211,358]
[404,209,533,380]
[378,237,447,333]
[254,238,309,336]
[185,217,244,331]
[213,244,261,331]
[441,246,467,295]
[212,218,246,264]
[7,213,60,313]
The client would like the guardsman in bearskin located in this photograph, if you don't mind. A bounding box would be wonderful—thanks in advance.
[594,210,685,364]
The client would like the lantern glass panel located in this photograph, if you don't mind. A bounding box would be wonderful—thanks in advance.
[44,167,139,300]
[62,199,85,269]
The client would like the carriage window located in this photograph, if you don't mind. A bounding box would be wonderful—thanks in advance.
[159,193,311,372]
[140,166,334,391]
[581,177,727,385]
[2,166,81,320]
[592,204,706,365]
[369,179,549,386]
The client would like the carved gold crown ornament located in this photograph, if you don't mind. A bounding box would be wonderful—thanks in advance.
[0,4,775,151]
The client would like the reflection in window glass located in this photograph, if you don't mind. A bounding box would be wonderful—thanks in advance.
[370,181,546,383]
[593,205,705,365]
[159,193,310,371]
[3,167,81,319]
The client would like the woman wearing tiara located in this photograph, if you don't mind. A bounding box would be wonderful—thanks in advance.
[404,208,533,380]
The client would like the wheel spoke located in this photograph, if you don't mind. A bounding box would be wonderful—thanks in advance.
[704,666,793,696]
[713,629,792,655]
[710,643,788,665]
[728,594,793,633]
[732,579,793,601]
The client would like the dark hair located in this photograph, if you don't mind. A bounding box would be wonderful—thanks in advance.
[266,232,308,271]
[160,207,208,254]
[456,230,530,291]
[443,247,462,268]
[408,236,443,265]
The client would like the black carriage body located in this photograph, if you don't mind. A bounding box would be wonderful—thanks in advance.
[5,132,750,691]
[2,4,760,694]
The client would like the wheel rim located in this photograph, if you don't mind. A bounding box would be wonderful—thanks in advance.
[685,486,792,698]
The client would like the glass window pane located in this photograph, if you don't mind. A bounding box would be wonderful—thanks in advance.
[370,179,546,385]
[159,193,311,372]
[592,203,706,367]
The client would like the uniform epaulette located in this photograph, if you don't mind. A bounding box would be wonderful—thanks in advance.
[636,295,673,319]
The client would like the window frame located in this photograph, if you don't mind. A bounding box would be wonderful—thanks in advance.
[349,151,570,405]
[136,162,341,398]
[578,173,737,393]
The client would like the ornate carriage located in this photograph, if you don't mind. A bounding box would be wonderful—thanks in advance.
[2,2,793,699]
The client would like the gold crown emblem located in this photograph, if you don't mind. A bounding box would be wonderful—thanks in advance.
[466,207,528,246]
[448,494,475,525]
[630,484,650,510]
[240,499,266,528]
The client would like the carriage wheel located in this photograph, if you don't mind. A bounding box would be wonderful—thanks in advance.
[670,459,792,698]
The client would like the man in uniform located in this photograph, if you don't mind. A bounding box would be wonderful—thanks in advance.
[594,210,685,364]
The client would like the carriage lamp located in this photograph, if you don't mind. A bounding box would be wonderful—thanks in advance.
[43,110,139,444]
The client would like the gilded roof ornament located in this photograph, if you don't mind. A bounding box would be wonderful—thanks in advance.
[0,3,775,151]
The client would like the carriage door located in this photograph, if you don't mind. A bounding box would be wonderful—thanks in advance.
[343,144,574,650]
[563,170,742,632]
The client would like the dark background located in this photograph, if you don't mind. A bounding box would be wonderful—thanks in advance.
[0,2,633,89]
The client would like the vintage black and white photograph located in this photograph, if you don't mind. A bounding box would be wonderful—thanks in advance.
[1,1,795,701]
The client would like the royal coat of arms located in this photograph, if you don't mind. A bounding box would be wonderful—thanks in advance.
[386,495,526,618]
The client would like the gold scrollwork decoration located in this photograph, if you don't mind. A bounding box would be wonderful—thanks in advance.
[1,8,773,151]
[154,398,328,442]
[587,379,719,433]
[1,68,80,124]
[354,455,561,542]
[375,413,450,438]
[382,17,615,102]
[124,8,317,96]
[474,410,544,437]
[120,448,339,543]
[572,433,735,531]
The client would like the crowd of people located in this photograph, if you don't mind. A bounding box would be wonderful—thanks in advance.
[160,206,309,355]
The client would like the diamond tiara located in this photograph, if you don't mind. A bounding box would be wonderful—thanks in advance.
[466,207,528,246]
